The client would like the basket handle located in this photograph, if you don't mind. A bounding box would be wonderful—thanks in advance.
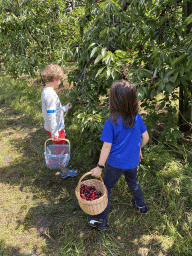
[44,138,70,152]
[76,171,104,191]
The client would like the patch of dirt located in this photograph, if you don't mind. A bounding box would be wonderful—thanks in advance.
[33,214,51,235]
[0,142,5,150]
[3,155,13,164]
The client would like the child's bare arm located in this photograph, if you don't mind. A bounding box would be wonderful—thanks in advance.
[140,130,149,159]
[91,142,112,177]
[141,130,149,148]
[99,142,112,166]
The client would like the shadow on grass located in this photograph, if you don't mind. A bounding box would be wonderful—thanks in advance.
[19,199,174,256]
[0,239,39,256]
[0,102,184,255]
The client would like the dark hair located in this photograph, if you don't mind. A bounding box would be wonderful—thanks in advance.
[109,80,138,128]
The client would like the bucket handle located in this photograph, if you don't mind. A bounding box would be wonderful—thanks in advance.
[44,138,70,152]
[76,171,104,192]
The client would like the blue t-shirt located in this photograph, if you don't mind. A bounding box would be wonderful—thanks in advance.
[100,113,147,169]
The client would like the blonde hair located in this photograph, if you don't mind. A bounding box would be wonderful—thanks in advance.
[41,63,64,83]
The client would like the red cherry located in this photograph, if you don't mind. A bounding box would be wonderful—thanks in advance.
[155,86,158,90]
[172,93,176,98]
[80,184,102,200]
[119,20,121,23]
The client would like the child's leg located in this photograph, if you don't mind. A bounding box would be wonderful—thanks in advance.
[88,165,122,230]
[124,167,146,208]
[46,130,66,146]
[47,130,66,164]
[46,130,79,176]
[97,165,123,220]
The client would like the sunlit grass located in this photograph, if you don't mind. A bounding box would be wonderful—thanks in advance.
[0,72,192,255]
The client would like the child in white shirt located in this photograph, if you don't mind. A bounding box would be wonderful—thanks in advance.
[41,63,79,178]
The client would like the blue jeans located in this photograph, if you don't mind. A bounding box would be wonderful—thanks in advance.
[97,164,146,220]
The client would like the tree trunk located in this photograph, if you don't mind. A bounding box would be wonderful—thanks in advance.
[179,1,192,132]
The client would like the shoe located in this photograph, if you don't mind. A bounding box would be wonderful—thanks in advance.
[60,169,80,178]
[131,198,148,214]
[88,216,108,231]
[137,205,148,214]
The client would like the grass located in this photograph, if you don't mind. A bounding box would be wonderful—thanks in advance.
[0,69,192,256]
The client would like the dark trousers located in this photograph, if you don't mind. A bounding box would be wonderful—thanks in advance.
[97,164,146,220]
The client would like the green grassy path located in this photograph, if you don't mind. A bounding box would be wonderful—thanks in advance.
[0,74,192,255]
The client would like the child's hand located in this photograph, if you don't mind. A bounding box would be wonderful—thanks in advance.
[91,167,102,178]
[67,103,72,109]
[140,148,143,160]
[52,136,59,141]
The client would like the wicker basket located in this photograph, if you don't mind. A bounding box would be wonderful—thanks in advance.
[75,171,108,215]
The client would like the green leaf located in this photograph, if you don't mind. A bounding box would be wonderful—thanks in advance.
[171,55,186,67]
[101,48,107,57]
[180,76,188,86]
[136,69,142,81]
[185,14,192,25]
[169,77,176,83]
[172,128,182,139]
[148,0,152,8]
[88,43,97,49]
[185,58,192,72]
[158,81,165,91]
[94,54,102,65]
[173,71,179,83]
[90,47,98,58]
[166,84,173,93]
[141,69,153,79]
[95,67,105,78]
[180,67,184,76]
[115,50,127,58]
[159,101,165,109]
[166,70,179,83]
[104,55,111,65]
[106,67,111,79]
[150,89,156,98]
[137,86,147,100]
[153,68,158,79]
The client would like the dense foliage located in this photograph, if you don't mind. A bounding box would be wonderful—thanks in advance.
[0,0,192,156]
[67,0,192,155]
[0,0,83,76]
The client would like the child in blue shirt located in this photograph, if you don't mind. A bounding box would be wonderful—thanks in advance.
[88,80,149,230]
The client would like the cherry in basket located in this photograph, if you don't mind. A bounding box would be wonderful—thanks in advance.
[80,184,102,201]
